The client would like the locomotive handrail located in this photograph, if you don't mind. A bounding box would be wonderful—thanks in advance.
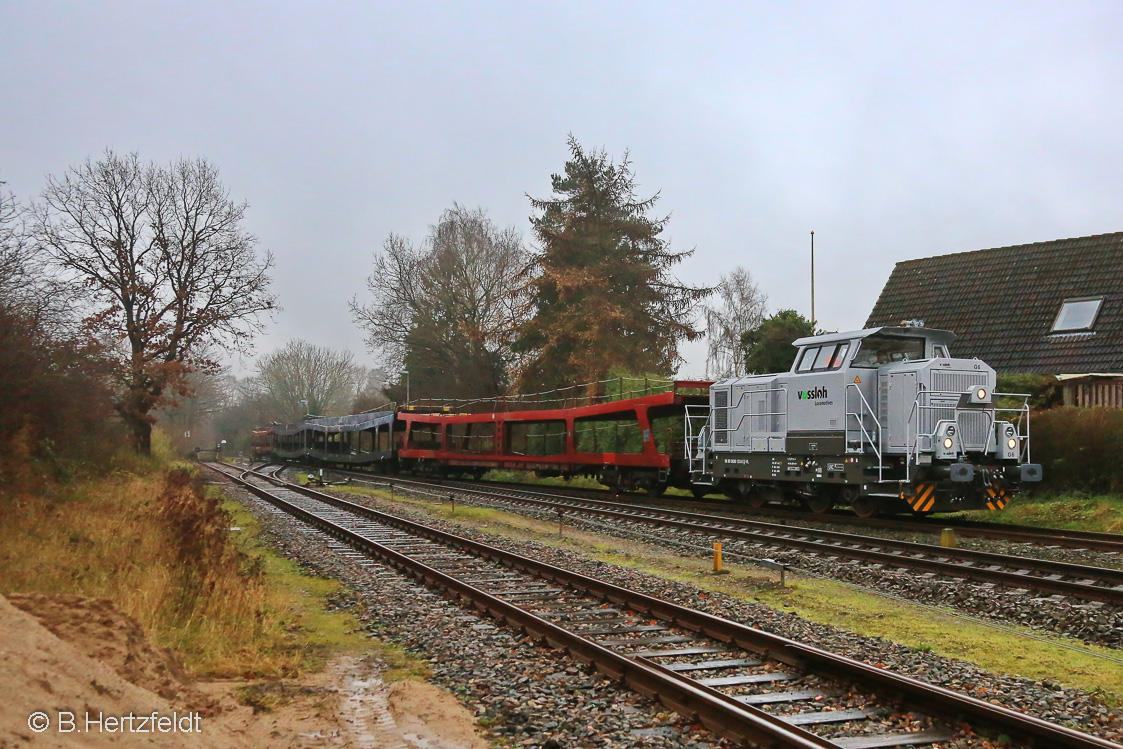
[684,404,718,481]
[991,391,1033,463]
[843,383,884,481]
[717,385,788,450]
[905,389,1034,469]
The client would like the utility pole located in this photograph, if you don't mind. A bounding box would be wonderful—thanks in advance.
[399,369,410,405]
[810,230,815,325]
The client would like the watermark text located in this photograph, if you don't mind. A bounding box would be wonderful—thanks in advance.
[27,710,202,734]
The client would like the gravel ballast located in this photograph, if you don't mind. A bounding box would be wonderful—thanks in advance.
[411,482,1123,649]
[226,481,732,748]
[223,472,1123,747]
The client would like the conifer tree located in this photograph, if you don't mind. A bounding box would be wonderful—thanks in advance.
[517,136,711,389]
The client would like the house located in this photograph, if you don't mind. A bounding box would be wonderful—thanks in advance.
[865,232,1123,407]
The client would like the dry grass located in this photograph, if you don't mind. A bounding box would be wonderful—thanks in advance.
[0,439,379,678]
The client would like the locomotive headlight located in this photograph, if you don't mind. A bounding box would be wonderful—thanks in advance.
[1006,425,1015,437]
[976,388,987,400]
[1007,437,1017,450]
[943,437,954,449]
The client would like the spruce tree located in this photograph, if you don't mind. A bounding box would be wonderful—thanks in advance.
[517,136,711,390]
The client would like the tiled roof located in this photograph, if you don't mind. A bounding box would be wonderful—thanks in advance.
[865,232,1123,374]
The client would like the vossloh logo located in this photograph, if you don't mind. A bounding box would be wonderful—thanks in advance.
[797,386,829,400]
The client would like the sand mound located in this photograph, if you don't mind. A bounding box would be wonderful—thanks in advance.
[1,593,489,748]
[0,594,244,747]
[7,593,193,703]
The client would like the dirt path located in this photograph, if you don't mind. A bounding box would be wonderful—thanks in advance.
[0,594,486,748]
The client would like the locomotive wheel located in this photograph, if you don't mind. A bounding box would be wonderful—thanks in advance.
[691,487,711,499]
[647,485,667,497]
[746,486,780,510]
[804,493,834,514]
[850,496,880,518]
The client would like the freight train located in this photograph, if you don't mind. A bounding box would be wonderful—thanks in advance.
[255,325,1041,516]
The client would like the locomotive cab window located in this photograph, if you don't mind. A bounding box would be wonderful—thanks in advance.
[796,346,818,372]
[812,342,849,371]
[796,343,850,372]
[852,336,925,367]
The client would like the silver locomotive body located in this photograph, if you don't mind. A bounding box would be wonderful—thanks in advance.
[687,326,1042,515]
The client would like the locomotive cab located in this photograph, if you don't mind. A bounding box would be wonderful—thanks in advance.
[688,326,1042,516]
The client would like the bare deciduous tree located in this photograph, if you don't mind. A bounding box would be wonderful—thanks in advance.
[249,339,363,422]
[0,180,35,314]
[1,180,83,330]
[350,365,391,413]
[351,204,530,400]
[33,151,276,453]
[0,182,23,289]
[155,354,239,451]
[704,266,768,378]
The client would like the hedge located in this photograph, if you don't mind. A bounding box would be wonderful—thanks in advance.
[1029,407,1123,493]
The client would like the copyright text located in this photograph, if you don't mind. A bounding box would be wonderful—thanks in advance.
[27,710,202,734]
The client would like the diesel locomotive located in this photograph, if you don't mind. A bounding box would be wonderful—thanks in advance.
[686,325,1041,516]
[256,325,1040,516]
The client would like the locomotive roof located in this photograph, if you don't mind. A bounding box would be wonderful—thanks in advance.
[791,326,958,348]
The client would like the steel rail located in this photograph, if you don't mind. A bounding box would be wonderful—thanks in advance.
[370,474,1123,606]
[216,463,1121,749]
[210,464,836,748]
[413,474,1123,555]
[695,504,1123,555]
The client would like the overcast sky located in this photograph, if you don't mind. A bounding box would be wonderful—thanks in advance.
[3,1,1121,379]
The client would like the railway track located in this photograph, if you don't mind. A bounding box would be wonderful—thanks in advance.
[500,482,1123,556]
[295,468,1123,608]
[683,502,1123,557]
[420,476,1123,556]
[211,462,1119,749]
[266,463,1123,555]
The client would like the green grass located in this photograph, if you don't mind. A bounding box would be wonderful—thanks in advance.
[222,497,429,681]
[951,492,1123,534]
[479,468,606,491]
[341,484,1123,702]
[752,578,1123,704]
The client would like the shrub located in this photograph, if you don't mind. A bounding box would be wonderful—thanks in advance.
[0,304,118,486]
[996,373,1062,410]
[1029,407,1123,493]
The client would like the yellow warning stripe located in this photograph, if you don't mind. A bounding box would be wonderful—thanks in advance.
[985,486,1009,511]
[909,483,936,512]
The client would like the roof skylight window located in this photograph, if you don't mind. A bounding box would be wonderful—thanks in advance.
[1052,297,1103,332]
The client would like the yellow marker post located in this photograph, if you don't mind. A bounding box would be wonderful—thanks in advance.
[940,528,957,548]
[713,542,723,572]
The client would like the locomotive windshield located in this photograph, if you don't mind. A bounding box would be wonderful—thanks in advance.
[851,335,925,367]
